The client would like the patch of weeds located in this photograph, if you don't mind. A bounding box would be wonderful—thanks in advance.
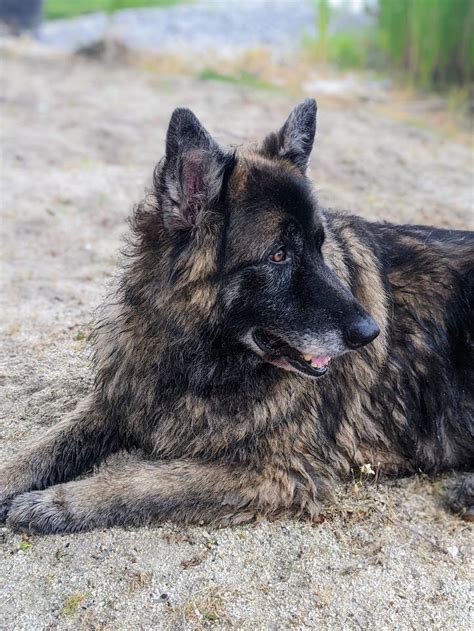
[302,0,375,72]
[171,589,230,628]
[74,330,87,341]
[61,592,86,617]
[127,569,152,594]
[202,611,219,622]
[184,599,222,626]
[303,29,373,70]
[198,68,278,91]
[18,538,32,551]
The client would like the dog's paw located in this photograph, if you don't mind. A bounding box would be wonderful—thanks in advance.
[445,473,474,521]
[0,465,39,524]
[6,488,77,534]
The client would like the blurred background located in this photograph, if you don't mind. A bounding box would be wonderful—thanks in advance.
[1,0,473,380]
[1,0,472,300]
[1,0,473,90]
[1,2,473,629]
[1,0,472,224]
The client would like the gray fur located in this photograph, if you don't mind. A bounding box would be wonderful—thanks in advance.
[0,103,472,534]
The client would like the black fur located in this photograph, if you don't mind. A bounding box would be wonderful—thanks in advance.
[1,101,473,534]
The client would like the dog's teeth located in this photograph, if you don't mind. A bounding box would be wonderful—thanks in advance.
[311,356,331,368]
[303,354,312,362]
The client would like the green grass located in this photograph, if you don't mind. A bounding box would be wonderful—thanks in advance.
[306,0,473,89]
[378,0,474,87]
[304,29,372,70]
[305,0,374,71]
[60,593,86,617]
[18,540,32,551]
[198,68,279,91]
[45,0,182,20]
[316,0,330,61]
[328,32,370,70]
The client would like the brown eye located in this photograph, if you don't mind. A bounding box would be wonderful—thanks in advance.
[269,248,287,263]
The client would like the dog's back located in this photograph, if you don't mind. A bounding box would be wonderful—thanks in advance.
[315,213,474,477]
[382,222,474,468]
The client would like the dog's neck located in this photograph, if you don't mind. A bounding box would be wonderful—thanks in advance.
[155,324,289,396]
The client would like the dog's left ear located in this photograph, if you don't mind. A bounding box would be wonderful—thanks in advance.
[261,98,317,173]
[158,107,231,232]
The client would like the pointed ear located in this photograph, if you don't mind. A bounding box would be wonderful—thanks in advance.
[261,99,317,173]
[158,108,230,232]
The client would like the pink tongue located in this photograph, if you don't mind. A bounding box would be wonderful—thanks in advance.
[311,356,330,368]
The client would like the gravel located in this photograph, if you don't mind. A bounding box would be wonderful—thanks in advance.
[0,46,472,630]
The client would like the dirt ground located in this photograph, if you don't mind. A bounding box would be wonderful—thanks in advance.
[0,47,473,630]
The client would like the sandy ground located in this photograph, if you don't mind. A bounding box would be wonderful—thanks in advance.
[0,49,473,630]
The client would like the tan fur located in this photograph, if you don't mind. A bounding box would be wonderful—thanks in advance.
[1,103,472,534]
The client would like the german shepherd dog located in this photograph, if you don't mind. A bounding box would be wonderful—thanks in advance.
[1,100,473,533]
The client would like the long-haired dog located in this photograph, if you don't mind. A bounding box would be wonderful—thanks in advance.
[1,100,473,533]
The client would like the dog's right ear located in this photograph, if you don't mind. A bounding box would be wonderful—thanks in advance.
[260,99,317,173]
[157,108,230,232]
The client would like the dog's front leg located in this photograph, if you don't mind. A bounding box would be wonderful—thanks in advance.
[5,459,321,534]
[0,394,121,521]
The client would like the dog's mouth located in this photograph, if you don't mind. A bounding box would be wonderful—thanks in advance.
[252,328,331,378]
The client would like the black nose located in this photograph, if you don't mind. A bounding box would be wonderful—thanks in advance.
[344,316,380,350]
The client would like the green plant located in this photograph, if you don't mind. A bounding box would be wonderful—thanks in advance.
[378,0,474,87]
[45,0,182,20]
[317,0,331,61]
[327,31,371,69]
[198,68,278,91]
[306,0,473,89]
[18,539,32,551]
[61,593,86,617]
[305,0,372,70]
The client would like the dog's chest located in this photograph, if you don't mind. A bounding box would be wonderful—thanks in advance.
[129,375,307,461]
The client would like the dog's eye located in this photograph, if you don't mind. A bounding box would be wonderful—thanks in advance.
[269,248,287,264]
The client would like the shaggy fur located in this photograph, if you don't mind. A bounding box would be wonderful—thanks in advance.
[1,100,473,534]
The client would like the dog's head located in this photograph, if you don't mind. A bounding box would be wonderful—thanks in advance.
[152,100,379,378]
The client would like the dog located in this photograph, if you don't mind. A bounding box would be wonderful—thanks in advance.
[1,100,473,533]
